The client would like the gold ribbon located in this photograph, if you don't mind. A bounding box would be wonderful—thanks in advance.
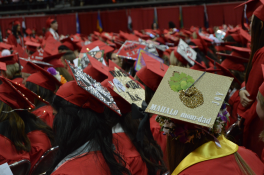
[172,135,238,175]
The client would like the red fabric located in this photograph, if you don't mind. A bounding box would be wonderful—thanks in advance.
[223,4,243,27]
[182,6,204,29]
[57,14,76,35]
[7,34,18,47]
[237,47,264,157]
[32,105,55,128]
[51,151,111,175]
[113,132,148,175]
[150,115,168,168]
[0,135,30,165]
[226,90,240,129]
[27,130,52,173]
[44,31,54,40]
[10,77,23,85]
[179,147,264,175]
[157,7,179,29]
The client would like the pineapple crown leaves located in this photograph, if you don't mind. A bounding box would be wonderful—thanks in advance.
[169,71,195,92]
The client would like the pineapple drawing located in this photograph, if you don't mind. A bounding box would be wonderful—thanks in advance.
[168,71,204,108]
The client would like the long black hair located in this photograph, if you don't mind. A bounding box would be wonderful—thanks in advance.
[12,25,22,39]
[47,95,130,175]
[105,108,167,175]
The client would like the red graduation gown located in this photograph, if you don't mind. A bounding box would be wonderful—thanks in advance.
[113,132,148,175]
[0,135,30,165]
[179,147,264,175]
[7,34,23,47]
[32,105,55,128]
[226,90,240,129]
[237,47,264,157]
[51,151,112,175]
[150,114,168,167]
[10,77,23,86]
[27,130,52,173]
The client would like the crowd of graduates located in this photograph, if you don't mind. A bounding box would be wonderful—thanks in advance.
[1,0,264,175]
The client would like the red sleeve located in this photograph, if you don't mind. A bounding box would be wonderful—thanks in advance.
[27,130,52,173]
[7,34,17,47]
[45,31,52,40]
[0,135,30,165]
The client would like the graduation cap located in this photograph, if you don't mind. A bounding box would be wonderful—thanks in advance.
[101,60,145,114]
[42,52,65,68]
[26,28,32,35]
[136,52,169,91]
[0,43,13,51]
[44,36,61,56]
[205,56,241,84]
[117,41,147,60]
[225,45,251,58]
[25,62,62,91]
[145,65,233,128]
[30,49,47,61]
[236,0,264,21]
[7,78,49,106]
[25,41,41,53]
[83,55,109,82]
[0,76,35,110]
[13,44,29,58]
[56,60,121,115]
[80,40,114,54]
[0,54,18,65]
[46,17,56,28]
[61,37,81,51]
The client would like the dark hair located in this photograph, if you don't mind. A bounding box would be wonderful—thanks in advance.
[0,101,54,153]
[25,82,54,105]
[121,59,135,76]
[245,15,264,83]
[12,25,22,39]
[58,45,70,52]
[105,108,167,175]
[51,20,57,25]
[61,51,76,64]
[55,67,74,82]
[47,95,130,175]
[169,21,176,29]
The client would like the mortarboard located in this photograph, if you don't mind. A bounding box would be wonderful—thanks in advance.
[0,54,18,65]
[80,40,114,54]
[0,43,13,51]
[56,60,121,115]
[46,17,56,28]
[83,55,108,82]
[25,41,41,53]
[44,36,61,56]
[42,52,65,68]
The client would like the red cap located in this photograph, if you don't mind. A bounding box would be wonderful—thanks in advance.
[30,49,47,61]
[259,64,264,96]
[44,36,61,56]
[56,61,121,115]
[25,41,41,53]
[221,59,245,72]
[25,62,62,91]
[225,45,251,58]
[0,54,18,65]
[7,79,49,105]
[0,76,34,110]
[0,43,13,51]
[117,41,147,60]
[26,28,32,35]
[205,56,241,84]
[0,62,6,71]
[14,20,20,26]
[42,53,65,68]
[61,37,79,51]
[80,40,114,54]
[136,53,169,91]
[46,17,56,28]
[236,0,264,21]
[173,47,189,65]
[83,55,108,82]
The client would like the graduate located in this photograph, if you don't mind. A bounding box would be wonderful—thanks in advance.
[7,20,24,47]
[237,1,264,157]
[0,77,53,171]
[101,60,167,175]
[148,65,264,175]
[47,61,130,175]
[45,18,59,41]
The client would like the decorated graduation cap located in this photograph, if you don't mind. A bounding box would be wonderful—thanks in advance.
[117,40,147,60]
[25,62,62,92]
[0,54,18,65]
[56,60,121,115]
[7,78,49,106]
[31,49,46,61]
[0,76,35,110]
[101,60,145,114]
[83,55,109,82]
[42,52,65,68]
[135,49,164,72]
[259,64,264,96]
[80,40,114,54]
[136,51,169,91]
[145,65,233,129]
